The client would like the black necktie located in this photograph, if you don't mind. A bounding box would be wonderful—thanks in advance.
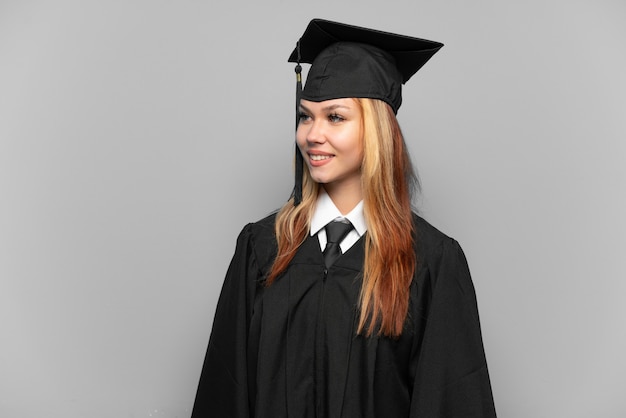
[323,220,353,269]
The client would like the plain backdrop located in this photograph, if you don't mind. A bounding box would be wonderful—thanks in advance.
[1,1,625,417]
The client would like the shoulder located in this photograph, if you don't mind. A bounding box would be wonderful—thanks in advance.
[242,211,277,240]
[412,213,468,273]
[412,213,457,250]
[235,212,278,272]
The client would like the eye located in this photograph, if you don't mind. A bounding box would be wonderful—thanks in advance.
[298,112,311,123]
[328,113,345,123]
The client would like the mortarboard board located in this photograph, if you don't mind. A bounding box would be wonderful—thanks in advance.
[288,19,443,205]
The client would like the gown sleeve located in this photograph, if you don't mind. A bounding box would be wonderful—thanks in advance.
[191,224,260,418]
[410,237,497,417]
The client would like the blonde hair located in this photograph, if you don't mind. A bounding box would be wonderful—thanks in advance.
[267,98,417,338]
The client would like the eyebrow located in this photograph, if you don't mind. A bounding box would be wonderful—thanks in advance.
[299,103,351,113]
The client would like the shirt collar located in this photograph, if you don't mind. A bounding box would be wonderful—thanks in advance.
[310,189,367,237]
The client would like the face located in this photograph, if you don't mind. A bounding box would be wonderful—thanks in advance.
[296,98,364,193]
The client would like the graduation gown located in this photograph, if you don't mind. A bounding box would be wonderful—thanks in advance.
[192,213,496,417]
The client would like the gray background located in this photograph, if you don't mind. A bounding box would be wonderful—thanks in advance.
[1,0,625,417]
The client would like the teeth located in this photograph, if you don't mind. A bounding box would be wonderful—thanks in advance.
[310,154,331,161]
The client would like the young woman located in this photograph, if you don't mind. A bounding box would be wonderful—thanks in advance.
[192,19,496,418]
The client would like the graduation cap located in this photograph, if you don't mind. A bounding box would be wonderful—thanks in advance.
[288,19,443,205]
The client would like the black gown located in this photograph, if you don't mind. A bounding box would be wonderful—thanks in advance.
[192,213,496,417]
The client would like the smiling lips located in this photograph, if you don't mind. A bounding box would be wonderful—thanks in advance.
[310,154,332,161]
[308,152,334,166]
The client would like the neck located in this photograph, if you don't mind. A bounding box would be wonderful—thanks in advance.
[323,180,363,215]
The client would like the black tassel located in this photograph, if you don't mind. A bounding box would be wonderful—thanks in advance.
[295,63,302,130]
[293,41,303,206]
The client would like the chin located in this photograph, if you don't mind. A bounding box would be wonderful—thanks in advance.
[308,172,329,184]
[312,176,334,185]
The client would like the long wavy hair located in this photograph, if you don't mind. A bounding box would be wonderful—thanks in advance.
[266,98,418,338]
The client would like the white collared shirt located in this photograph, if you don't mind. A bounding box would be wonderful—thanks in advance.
[310,190,367,253]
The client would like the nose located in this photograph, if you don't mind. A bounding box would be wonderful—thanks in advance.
[303,119,325,144]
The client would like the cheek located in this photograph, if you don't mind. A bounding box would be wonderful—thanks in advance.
[348,132,364,160]
[295,127,307,149]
